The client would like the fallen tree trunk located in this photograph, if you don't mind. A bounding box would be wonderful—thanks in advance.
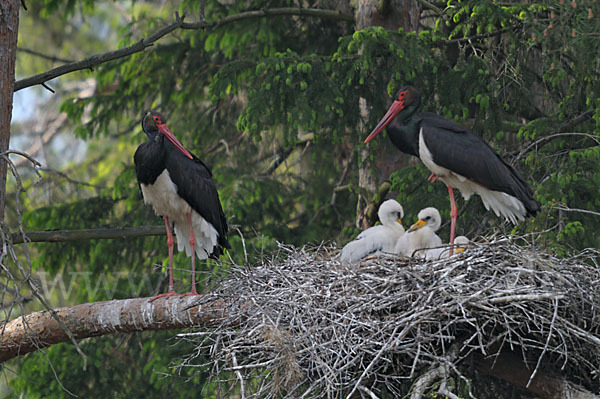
[0,295,232,363]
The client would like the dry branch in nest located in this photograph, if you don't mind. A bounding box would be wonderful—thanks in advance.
[179,237,600,398]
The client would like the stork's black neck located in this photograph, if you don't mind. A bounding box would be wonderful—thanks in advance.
[385,107,422,157]
[134,133,167,185]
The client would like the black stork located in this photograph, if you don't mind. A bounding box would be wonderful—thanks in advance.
[364,86,539,248]
[134,110,229,300]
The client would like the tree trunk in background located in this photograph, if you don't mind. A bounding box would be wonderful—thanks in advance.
[0,0,19,221]
[354,0,420,228]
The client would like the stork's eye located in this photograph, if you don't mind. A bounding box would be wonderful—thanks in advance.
[424,216,430,220]
[399,91,406,99]
[153,116,161,124]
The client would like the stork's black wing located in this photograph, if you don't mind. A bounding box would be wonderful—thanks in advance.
[164,150,230,256]
[418,113,539,215]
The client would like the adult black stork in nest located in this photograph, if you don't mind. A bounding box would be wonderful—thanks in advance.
[365,86,539,251]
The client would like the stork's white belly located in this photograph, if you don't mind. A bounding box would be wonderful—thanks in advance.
[141,170,191,216]
[418,130,527,224]
[141,170,219,259]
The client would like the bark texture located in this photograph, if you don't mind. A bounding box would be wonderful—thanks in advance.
[0,295,235,363]
[0,0,19,220]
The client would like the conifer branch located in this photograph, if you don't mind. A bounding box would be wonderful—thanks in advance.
[14,8,353,92]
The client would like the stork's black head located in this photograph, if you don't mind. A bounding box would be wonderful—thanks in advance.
[394,86,420,109]
[142,110,167,139]
[364,86,421,144]
[140,110,193,159]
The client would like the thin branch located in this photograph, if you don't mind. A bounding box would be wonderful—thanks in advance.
[357,385,381,399]
[551,205,600,218]
[447,27,514,44]
[2,151,88,367]
[41,82,55,93]
[17,47,74,63]
[14,8,353,92]
[1,149,41,168]
[519,131,600,158]
[526,297,559,388]
[11,225,165,244]
[266,133,314,175]
[201,132,244,158]
[39,167,105,189]
[230,351,246,399]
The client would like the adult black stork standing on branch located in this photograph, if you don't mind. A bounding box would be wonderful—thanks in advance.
[134,111,229,301]
[364,86,539,249]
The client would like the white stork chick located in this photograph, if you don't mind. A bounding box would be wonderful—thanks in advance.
[395,207,442,258]
[340,199,405,263]
[423,235,470,260]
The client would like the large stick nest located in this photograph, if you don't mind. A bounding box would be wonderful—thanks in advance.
[181,237,600,398]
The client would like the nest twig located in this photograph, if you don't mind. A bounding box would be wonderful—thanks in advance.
[179,237,600,398]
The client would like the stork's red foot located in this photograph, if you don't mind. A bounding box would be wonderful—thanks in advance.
[149,290,178,302]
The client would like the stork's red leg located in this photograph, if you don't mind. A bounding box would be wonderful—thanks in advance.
[149,216,177,302]
[181,213,199,296]
[447,185,458,254]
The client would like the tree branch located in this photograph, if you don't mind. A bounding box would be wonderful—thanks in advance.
[13,13,185,92]
[14,8,353,92]
[558,110,594,132]
[551,205,600,218]
[415,0,444,16]
[0,295,234,363]
[11,225,165,244]
[17,47,74,63]
[181,7,353,30]
[517,131,600,159]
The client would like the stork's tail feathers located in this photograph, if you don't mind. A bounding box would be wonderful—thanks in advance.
[502,163,540,217]
[173,213,228,260]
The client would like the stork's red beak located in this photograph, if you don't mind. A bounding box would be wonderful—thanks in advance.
[157,123,193,159]
[364,99,405,143]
